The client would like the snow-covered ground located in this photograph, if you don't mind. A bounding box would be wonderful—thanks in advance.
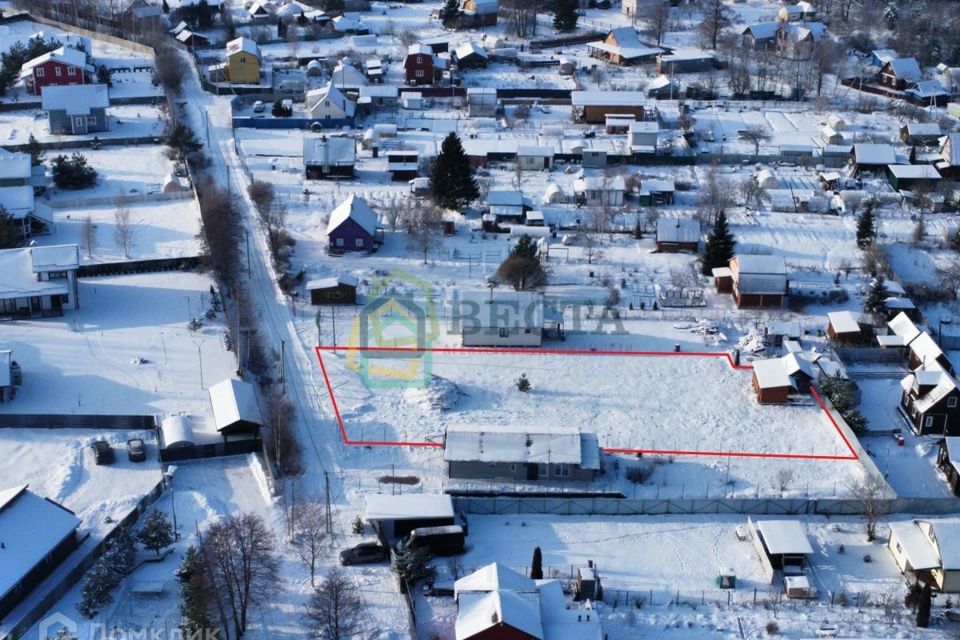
[43,145,181,201]
[0,271,236,419]
[0,104,166,145]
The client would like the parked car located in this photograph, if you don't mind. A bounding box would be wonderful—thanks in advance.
[396,525,466,556]
[339,541,388,566]
[127,438,146,462]
[252,100,265,113]
[91,440,114,465]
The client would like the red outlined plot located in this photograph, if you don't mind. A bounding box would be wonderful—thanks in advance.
[314,345,859,461]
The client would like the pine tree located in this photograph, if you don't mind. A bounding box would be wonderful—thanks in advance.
[0,206,21,250]
[162,0,170,13]
[516,373,531,392]
[430,133,479,211]
[530,546,543,579]
[138,511,175,555]
[553,0,579,32]
[77,558,114,618]
[443,0,459,17]
[178,546,216,636]
[25,133,44,167]
[700,210,735,275]
[863,276,889,319]
[512,234,539,261]
[856,200,877,249]
[916,583,932,628]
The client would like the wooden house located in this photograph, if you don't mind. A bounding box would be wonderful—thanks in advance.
[19,46,93,96]
[851,143,897,175]
[888,519,960,592]
[386,150,420,180]
[517,147,554,171]
[887,164,941,191]
[774,22,826,61]
[741,22,779,50]
[573,175,626,207]
[899,363,960,436]
[306,275,358,305]
[876,58,922,91]
[458,290,544,348]
[936,133,960,180]
[587,27,662,65]
[208,378,263,436]
[41,84,109,135]
[752,358,791,404]
[937,438,960,496]
[224,37,261,84]
[404,44,436,85]
[571,91,646,124]
[729,255,787,308]
[748,518,813,580]
[461,0,498,26]
[325,196,380,253]
[655,217,699,253]
[305,83,357,121]
[303,136,356,180]
[826,311,872,345]
[0,245,80,320]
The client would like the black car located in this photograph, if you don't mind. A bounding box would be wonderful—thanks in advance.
[92,440,114,465]
[127,438,146,462]
[339,542,388,566]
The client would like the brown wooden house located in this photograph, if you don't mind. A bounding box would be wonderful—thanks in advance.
[729,255,787,309]
[900,363,960,436]
[827,311,873,345]
[752,359,791,404]
[404,44,435,85]
[307,275,358,305]
[937,437,960,496]
[876,58,922,91]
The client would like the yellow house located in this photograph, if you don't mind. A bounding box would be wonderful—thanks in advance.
[225,37,261,84]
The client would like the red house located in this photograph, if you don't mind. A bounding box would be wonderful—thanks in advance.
[404,44,435,85]
[19,46,93,96]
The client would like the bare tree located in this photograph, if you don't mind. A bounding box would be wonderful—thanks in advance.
[582,230,603,265]
[153,44,188,94]
[740,177,765,209]
[404,204,444,264]
[80,216,96,258]
[640,1,671,45]
[698,163,736,225]
[113,197,134,258]
[774,468,796,494]
[847,472,888,542]
[292,502,327,587]
[201,513,281,640]
[739,125,772,156]
[938,258,960,301]
[248,180,275,219]
[378,194,412,232]
[304,568,364,640]
[698,0,732,50]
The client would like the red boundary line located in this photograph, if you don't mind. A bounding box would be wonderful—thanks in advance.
[313,345,859,461]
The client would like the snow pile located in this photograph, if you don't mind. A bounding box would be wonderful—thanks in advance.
[403,375,463,412]
[736,329,767,354]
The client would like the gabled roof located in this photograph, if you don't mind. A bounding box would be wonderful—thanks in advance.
[208,378,263,431]
[458,290,544,328]
[327,195,378,236]
[733,255,786,275]
[31,244,79,271]
[886,57,922,83]
[742,22,780,40]
[607,27,642,48]
[888,312,921,343]
[852,143,896,165]
[907,80,949,99]
[753,358,790,389]
[488,190,525,207]
[225,37,261,60]
[940,133,960,166]
[902,362,957,413]
[306,274,359,290]
[454,42,487,60]
[0,486,81,603]
[306,82,357,116]
[0,246,72,300]
[456,590,543,640]
[889,521,941,571]
[444,425,599,468]
[910,331,943,364]
[303,136,356,167]
[455,563,537,596]
[41,83,109,114]
[924,520,960,570]
[20,46,89,76]
[827,310,865,335]
[407,43,433,57]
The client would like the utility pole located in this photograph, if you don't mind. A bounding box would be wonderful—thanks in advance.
[331,308,337,348]
[324,471,333,535]
[197,343,204,389]
[280,339,286,389]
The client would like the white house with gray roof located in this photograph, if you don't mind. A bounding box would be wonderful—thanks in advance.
[0,244,79,319]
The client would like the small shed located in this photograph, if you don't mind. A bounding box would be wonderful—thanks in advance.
[307,275,359,305]
[542,183,566,204]
[364,493,455,540]
[306,59,324,77]
[712,267,733,293]
[159,415,195,449]
[752,358,791,404]
[749,518,813,581]
[208,378,263,435]
[517,147,554,171]
[827,311,871,344]
[656,217,699,252]
[575,563,602,601]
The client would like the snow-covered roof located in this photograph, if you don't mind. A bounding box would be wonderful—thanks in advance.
[20,46,90,76]
[488,190,524,207]
[306,82,357,117]
[733,255,786,275]
[303,135,356,168]
[518,146,554,157]
[0,186,34,216]
[890,521,942,571]
[0,486,81,604]
[0,350,10,387]
[742,22,780,40]
[456,590,543,640]
[160,415,194,447]
[779,22,826,43]
[327,195,377,236]
[752,359,790,390]
[454,42,487,60]
[853,143,896,165]
[456,563,536,596]
[331,59,369,87]
[226,37,260,60]
[907,80,949,99]
[872,49,898,64]
[659,49,715,63]
[31,244,79,272]
[0,247,71,301]
[754,519,813,555]
[444,425,599,468]
[902,363,957,413]
[208,378,263,431]
[910,332,943,364]
[887,57,922,82]
[306,274,359,290]
[884,297,916,310]
[645,75,676,92]
[458,290,544,329]
[888,312,920,344]
[574,175,626,191]
[888,164,941,179]
[928,521,960,570]
[0,151,30,181]
[782,352,815,382]
[656,217,699,243]
[827,311,863,335]
[364,493,454,522]
[940,134,960,166]
[41,83,109,114]
[571,91,648,107]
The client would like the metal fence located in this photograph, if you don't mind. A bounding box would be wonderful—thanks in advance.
[0,413,156,429]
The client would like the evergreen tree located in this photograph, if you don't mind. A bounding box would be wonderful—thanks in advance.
[863,276,889,320]
[51,153,98,189]
[430,133,479,211]
[700,210,735,276]
[511,234,539,261]
[516,373,531,392]
[553,0,579,32]
[162,0,170,14]
[856,199,877,249]
[25,133,44,167]
[530,547,543,579]
[97,65,113,88]
[77,558,114,618]
[164,122,203,161]
[138,511,175,555]
[0,206,21,250]
[277,16,286,38]
[443,0,459,17]
[394,546,436,587]
[916,583,932,628]
[178,546,217,636]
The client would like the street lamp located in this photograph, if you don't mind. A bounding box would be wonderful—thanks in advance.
[939,317,952,348]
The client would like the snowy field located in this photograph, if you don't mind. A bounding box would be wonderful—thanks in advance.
[44,145,181,201]
[38,197,203,264]
[0,104,166,145]
[0,271,237,419]
[414,513,959,640]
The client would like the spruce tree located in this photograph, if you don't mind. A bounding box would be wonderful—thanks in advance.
[138,511,175,555]
[700,210,735,275]
[162,0,170,13]
[178,546,216,636]
[430,133,479,211]
[530,546,543,579]
[856,200,877,249]
[863,276,889,320]
[25,133,44,167]
[0,206,21,250]
[512,234,539,261]
[443,0,459,17]
[553,0,579,32]
[916,583,932,628]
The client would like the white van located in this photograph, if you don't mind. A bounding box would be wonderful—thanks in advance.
[252,100,265,113]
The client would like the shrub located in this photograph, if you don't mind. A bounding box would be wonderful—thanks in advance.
[765,621,779,635]
[516,373,531,392]
[51,153,97,189]
[626,461,655,484]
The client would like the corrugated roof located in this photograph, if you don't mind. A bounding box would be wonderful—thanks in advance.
[41,83,109,114]
[327,195,377,236]
[208,378,263,431]
[656,217,699,243]
[364,493,454,522]
[754,519,813,555]
[444,425,598,468]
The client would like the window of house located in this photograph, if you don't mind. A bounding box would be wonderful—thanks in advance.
[950,397,958,408]
[538,464,548,477]
[47,271,67,280]
[524,328,531,334]
[925,416,934,427]
[509,464,516,472]
[355,238,364,247]
[87,116,97,126]
[335,238,344,247]
[416,56,423,64]
[1,299,15,314]
[36,67,44,78]
[67,67,76,76]
[239,56,246,63]
[554,464,570,477]
[498,328,509,338]
[55,66,62,77]
[415,69,424,78]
